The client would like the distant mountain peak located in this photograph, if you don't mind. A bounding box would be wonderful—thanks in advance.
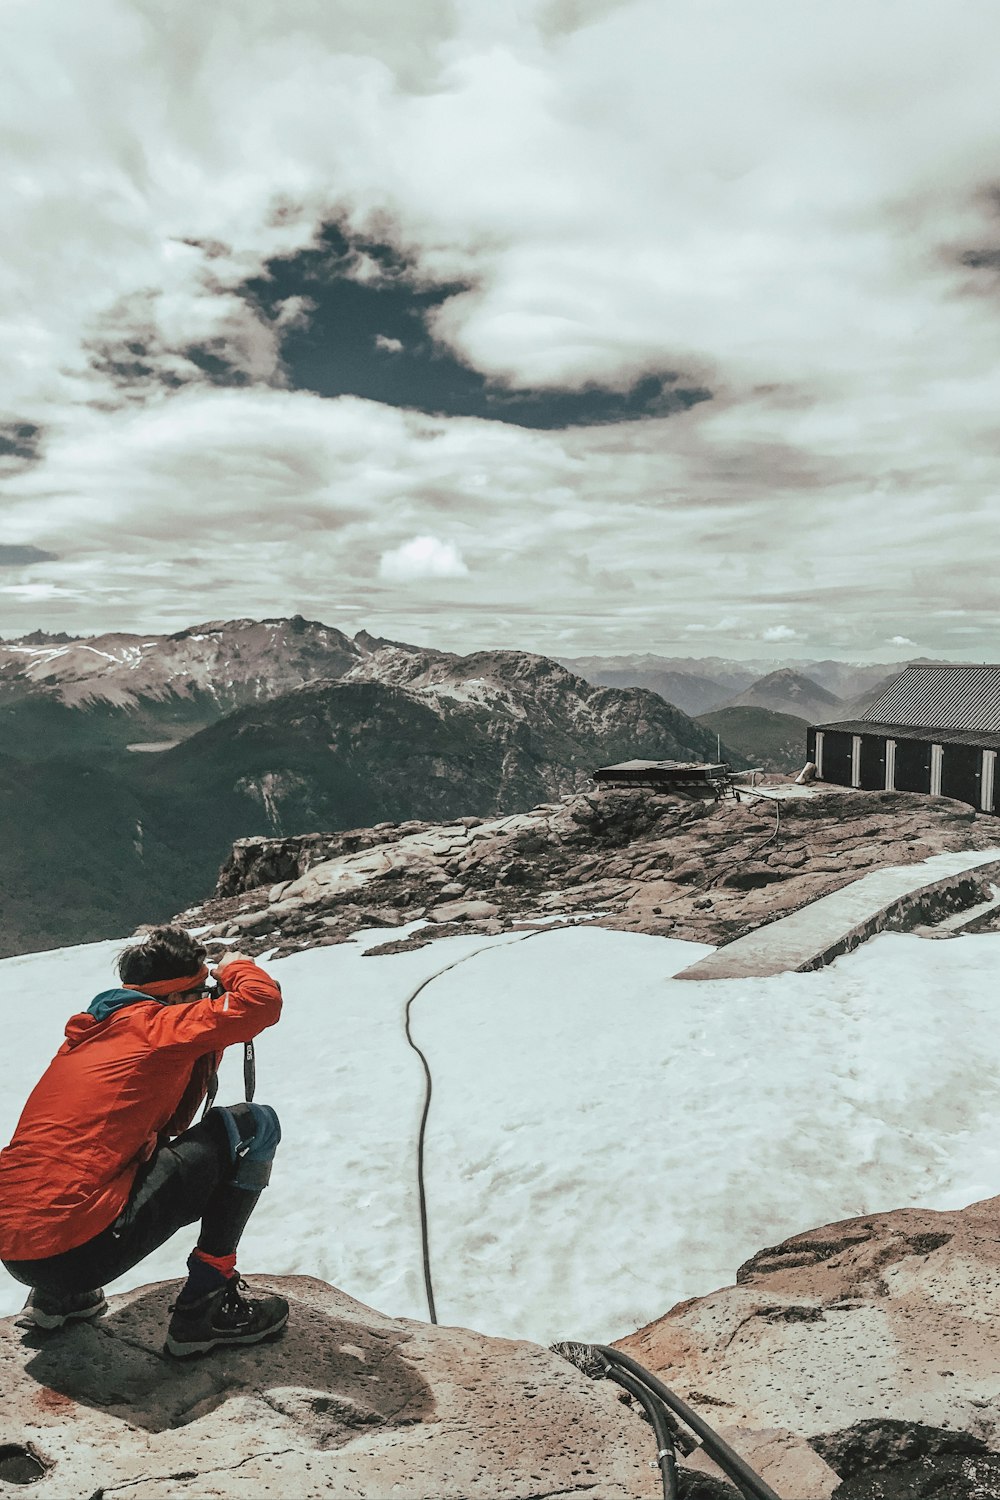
[11,629,82,645]
[724,669,842,721]
[353,628,440,656]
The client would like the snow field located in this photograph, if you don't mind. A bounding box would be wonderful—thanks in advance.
[1,924,1000,1346]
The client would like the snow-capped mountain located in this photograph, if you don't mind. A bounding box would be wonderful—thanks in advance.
[0,616,361,709]
[0,617,367,757]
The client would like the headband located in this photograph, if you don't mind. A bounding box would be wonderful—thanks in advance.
[123,965,210,998]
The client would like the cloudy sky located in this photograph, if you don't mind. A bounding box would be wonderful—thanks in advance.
[3,0,1000,661]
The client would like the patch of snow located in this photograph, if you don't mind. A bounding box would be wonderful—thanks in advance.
[77,646,121,662]
[4,927,1000,1349]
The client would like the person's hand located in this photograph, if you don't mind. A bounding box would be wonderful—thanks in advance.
[213,950,253,974]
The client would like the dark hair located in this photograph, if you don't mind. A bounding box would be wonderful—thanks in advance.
[118,925,207,986]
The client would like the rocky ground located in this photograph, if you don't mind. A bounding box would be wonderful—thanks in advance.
[616,1193,1000,1498]
[179,782,999,960]
[0,1276,661,1500]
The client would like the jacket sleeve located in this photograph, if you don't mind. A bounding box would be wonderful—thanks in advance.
[144,960,282,1056]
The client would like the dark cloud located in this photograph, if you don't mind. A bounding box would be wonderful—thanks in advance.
[83,284,287,403]
[0,420,43,471]
[961,248,1000,270]
[239,221,711,430]
[182,344,255,388]
[0,545,58,566]
[538,0,631,36]
[177,237,232,260]
[950,187,1000,282]
[83,295,189,399]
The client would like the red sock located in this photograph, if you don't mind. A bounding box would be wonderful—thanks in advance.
[191,1247,237,1277]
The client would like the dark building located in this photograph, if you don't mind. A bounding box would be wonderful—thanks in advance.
[807,664,1000,813]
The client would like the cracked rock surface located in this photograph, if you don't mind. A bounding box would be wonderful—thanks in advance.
[615,1194,1000,1499]
[180,785,998,960]
[0,1276,659,1499]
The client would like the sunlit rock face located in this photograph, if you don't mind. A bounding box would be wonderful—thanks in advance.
[0,1275,660,1500]
[617,1195,1000,1499]
[190,785,999,962]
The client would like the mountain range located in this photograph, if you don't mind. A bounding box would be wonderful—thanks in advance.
[559,650,934,719]
[0,619,744,956]
[0,616,950,955]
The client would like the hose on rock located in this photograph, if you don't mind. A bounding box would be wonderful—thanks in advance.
[575,1350,779,1500]
[602,1362,680,1500]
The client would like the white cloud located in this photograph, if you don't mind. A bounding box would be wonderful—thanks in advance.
[1,0,1000,656]
[379,535,470,582]
[374,334,404,354]
[762,625,799,642]
[889,635,916,646]
[683,617,741,635]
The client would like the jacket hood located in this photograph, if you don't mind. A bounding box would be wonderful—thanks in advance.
[62,988,166,1047]
[87,987,157,1023]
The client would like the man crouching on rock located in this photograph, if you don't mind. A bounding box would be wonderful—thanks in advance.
[0,925,287,1357]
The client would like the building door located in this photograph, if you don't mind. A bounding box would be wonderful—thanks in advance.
[819,730,853,787]
[940,743,982,809]
[858,734,886,790]
[894,737,932,793]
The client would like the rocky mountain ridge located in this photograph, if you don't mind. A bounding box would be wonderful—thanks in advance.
[152,659,738,837]
[180,784,998,961]
[0,621,928,740]
[0,615,360,711]
[0,615,366,759]
[0,618,753,768]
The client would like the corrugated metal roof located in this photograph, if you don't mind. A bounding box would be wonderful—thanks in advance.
[859,665,1000,732]
[812,718,1000,750]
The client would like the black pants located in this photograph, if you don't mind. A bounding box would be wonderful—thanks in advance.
[3,1113,261,1297]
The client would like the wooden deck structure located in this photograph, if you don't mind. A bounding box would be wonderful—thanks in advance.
[592,759,735,799]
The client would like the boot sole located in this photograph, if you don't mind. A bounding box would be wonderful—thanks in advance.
[29,1298,108,1330]
[164,1311,289,1358]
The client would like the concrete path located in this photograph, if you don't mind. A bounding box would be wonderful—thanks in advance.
[675,847,1000,980]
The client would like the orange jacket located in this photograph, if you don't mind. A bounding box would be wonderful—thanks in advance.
[0,959,282,1261]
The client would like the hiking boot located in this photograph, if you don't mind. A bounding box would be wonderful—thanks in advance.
[165,1276,289,1357]
[24,1286,107,1330]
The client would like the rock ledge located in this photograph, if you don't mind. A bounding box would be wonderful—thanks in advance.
[0,1275,660,1499]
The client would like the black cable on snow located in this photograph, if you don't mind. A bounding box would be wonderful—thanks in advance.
[401,931,540,1325]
